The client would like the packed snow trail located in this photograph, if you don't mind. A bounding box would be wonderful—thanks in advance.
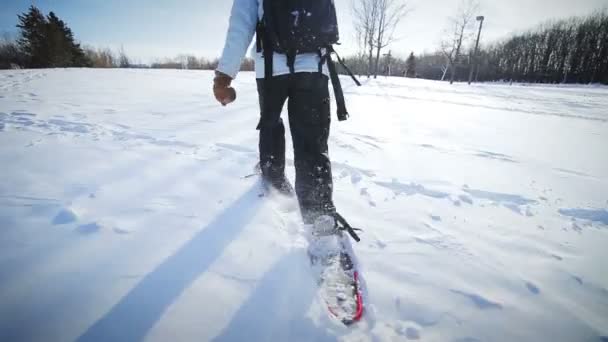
[0,69,607,342]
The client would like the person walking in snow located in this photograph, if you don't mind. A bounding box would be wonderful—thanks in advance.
[213,0,364,323]
[213,0,358,231]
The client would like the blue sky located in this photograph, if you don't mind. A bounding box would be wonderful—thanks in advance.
[1,0,606,63]
[0,0,233,63]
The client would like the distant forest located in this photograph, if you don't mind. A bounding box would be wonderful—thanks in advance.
[435,9,608,84]
[344,9,608,84]
[1,5,607,85]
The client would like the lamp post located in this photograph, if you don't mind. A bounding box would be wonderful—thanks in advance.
[468,15,485,85]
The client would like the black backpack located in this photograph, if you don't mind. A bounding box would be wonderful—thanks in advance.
[257,0,360,121]
[263,0,339,57]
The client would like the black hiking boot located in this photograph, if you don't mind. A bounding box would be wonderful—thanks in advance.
[255,161,294,197]
[262,174,295,197]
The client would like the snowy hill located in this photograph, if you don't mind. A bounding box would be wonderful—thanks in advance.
[0,68,607,342]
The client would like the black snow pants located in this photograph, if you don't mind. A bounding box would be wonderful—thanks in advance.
[256,72,335,224]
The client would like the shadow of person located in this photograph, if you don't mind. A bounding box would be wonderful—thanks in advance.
[212,250,337,342]
[76,183,264,342]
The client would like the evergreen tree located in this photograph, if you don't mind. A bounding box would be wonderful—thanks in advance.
[405,52,416,77]
[46,12,72,67]
[17,6,48,67]
[47,12,90,67]
[16,6,90,68]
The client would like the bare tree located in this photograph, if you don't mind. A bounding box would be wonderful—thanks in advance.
[83,46,116,68]
[0,32,24,69]
[352,0,409,78]
[371,0,410,78]
[118,45,130,68]
[352,0,379,78]
[439,32,457,81]
[186,55,200,69]
[440,0,479,84]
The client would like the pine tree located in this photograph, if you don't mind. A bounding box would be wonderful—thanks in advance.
[17,6,48,68]
[16,6,90,68]
[405,52,417,77]
[46,12,90,67]
[46,12,72,67]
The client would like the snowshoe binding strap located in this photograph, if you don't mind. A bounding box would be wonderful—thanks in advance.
[334,213,362,242]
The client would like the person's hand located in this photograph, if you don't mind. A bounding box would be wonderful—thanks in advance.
[213,71,236,106]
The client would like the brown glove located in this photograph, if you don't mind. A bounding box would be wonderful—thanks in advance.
[213,70,236,106]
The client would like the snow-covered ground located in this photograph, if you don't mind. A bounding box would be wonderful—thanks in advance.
[1,68,607,342]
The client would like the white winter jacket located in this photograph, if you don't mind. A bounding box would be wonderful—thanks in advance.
[217,0,329,79]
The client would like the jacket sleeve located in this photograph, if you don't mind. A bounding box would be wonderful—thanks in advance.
[216,0,258,79]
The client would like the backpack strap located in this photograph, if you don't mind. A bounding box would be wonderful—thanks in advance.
[261,0,274,81]
[263,43,273,81]
[324,46,362,121]
[286,50,296,74]
[256,22,263,54]
[329,46,362,86]
[256,21,271,79]
[326,51,348,121]
[317,49,327,75]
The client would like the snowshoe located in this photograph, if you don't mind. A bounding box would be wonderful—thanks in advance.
[308,213,363,325]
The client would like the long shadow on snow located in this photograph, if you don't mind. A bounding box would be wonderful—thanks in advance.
[212,251,337,342]
[76,183,263,342]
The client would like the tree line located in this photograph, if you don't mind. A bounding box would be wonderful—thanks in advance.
[0,6,89,69]
[80,48,254,71]
[2,5,607,85]
[345,3,608,85]
[474,10,608,84]
[0,6,253,71]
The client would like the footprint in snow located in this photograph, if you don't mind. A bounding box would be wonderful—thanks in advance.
[52,208,78,225]
[558,208,608,226]
[463,187,536,215]
[405,327,420,340]
[11,111,37,117]
[215,143,255,154]
[76,222,101,234]
[572,276,584,285]
[113,227,130,235]
[395,325,421,340]
[458,194,474,205]
[474,150,518,163]
[525,282,540,295]
[450,289,503,310]
[550,254,563,261]
[332,161,375,185]
[375,179,449,199]
[360,187,377,207]
[369,239,387,249]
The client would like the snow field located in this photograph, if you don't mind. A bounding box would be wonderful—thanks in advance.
[1,68,607,341]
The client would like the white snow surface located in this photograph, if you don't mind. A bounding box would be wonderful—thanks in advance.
[1,68,607,342]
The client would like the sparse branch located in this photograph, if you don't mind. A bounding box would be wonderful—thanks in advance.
[439,0,480,83]
[352,0,410,78]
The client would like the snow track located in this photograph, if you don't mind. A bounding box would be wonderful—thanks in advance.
[0,69,607,341]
